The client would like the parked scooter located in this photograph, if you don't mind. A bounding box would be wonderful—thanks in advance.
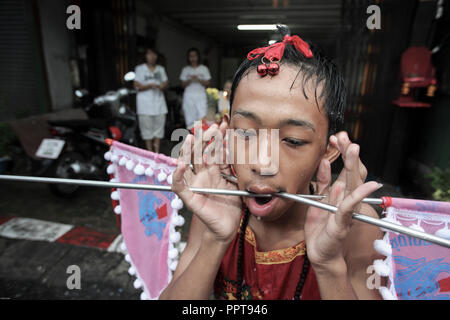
[41,73,138,196]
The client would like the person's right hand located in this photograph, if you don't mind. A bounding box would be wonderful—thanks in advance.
[171,121,242,244]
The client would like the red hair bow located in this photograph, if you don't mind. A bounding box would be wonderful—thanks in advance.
[247,35,313,61]
[247,35,313,76]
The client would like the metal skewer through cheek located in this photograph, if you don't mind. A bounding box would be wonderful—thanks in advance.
[0,174,448,248]
[278,192,450,249]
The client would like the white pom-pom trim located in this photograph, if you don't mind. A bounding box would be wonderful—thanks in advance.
[157,171,167,182]
[120,242,127,252]
[133,278,143,289]
[107,164,115,174]
[104,151,112,161]
[167,174,173,185]
[172,215,185,227]
[111,154,119,162]
[140,291,149,300]
[435,226,450,239]
[373,239,392,257]
[145,167,154,177]
[125,254,131,263]
[169,231,181,243]
[171,197,183,210]
[128,266,136,276]
[373,259,390,277]
[126,159,135,171]
[169,260,178,271]
[119,157,128,166]
[379,286,397,300]
[111,191,120,200]
[134,163,145,175]
[114,205,122,215]
[168,248,179,259]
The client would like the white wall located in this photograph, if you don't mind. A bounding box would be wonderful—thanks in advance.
[156,18,219,88]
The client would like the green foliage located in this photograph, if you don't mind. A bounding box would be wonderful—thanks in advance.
[427,166,450,202]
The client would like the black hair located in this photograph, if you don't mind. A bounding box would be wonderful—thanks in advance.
[230,25,346,137]
[145,47,158,55]
[187,47,201,65]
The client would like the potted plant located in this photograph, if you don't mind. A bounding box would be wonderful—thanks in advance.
[428,166,450,202]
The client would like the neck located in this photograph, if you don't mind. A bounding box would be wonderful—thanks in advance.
[248,201,308,251]
[147,63,155,69]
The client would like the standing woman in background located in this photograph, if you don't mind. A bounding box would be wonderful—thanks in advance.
[179,48,211,129]
[134,47,168,153]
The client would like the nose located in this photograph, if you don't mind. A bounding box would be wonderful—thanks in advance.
[249,129,279,177]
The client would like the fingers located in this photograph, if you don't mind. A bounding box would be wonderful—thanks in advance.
[316,158,331,195]
[171,157,195,203]
[330,132,367,183]
[334,181,382,231]
[344,144,361,198]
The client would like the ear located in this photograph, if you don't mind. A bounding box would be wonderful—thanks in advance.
[323,140,340,164]
[223,113,230,124]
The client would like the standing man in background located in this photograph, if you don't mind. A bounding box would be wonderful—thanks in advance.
[134,47,168,153]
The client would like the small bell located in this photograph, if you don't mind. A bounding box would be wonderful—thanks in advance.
[257,64,268,77]
[268,62,280,76]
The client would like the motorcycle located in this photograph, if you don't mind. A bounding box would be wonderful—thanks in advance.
[38,72,138,196]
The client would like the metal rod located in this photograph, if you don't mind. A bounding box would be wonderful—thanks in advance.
[1,174,447,248]
[221,173,383,205]
[278,193,450,249]
[0,175,323,199]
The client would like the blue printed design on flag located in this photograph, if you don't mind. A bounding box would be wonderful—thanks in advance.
[393,255,450,300]
[137,191,166,240]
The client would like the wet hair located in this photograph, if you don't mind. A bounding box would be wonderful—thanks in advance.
[230,25,346,137]
[187,47,201,65]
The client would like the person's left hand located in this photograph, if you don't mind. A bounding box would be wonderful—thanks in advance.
[304,132,382,273]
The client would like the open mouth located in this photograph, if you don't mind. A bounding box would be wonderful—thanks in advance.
[246,187,280,217]
[254,195,274,205]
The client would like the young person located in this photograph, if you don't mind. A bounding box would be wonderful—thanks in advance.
[180,48,211,129]
[217,79,232,117]
[134,47,168,153]
[161,26,384,300]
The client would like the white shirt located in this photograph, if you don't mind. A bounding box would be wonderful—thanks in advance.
[179,65,211,97]
[135,64,168,115]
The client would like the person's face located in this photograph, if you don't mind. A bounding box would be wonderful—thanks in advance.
[229,65,330,220]
[188,51,199,66]
[146,50,157,65]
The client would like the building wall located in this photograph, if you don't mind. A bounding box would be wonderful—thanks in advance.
[155,18,219,88]
[37,0,75,111]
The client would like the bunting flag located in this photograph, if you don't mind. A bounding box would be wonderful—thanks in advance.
[104,141,185,300]
[373,197,450,300]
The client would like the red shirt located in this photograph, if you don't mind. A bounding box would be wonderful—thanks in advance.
[214,218,321,300]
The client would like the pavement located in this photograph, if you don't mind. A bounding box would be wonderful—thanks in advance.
[0,140,191,300]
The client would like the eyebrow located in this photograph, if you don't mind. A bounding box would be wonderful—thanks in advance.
[232,110,315,132]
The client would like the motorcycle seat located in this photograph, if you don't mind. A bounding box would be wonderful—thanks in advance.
[48,119,108,130]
